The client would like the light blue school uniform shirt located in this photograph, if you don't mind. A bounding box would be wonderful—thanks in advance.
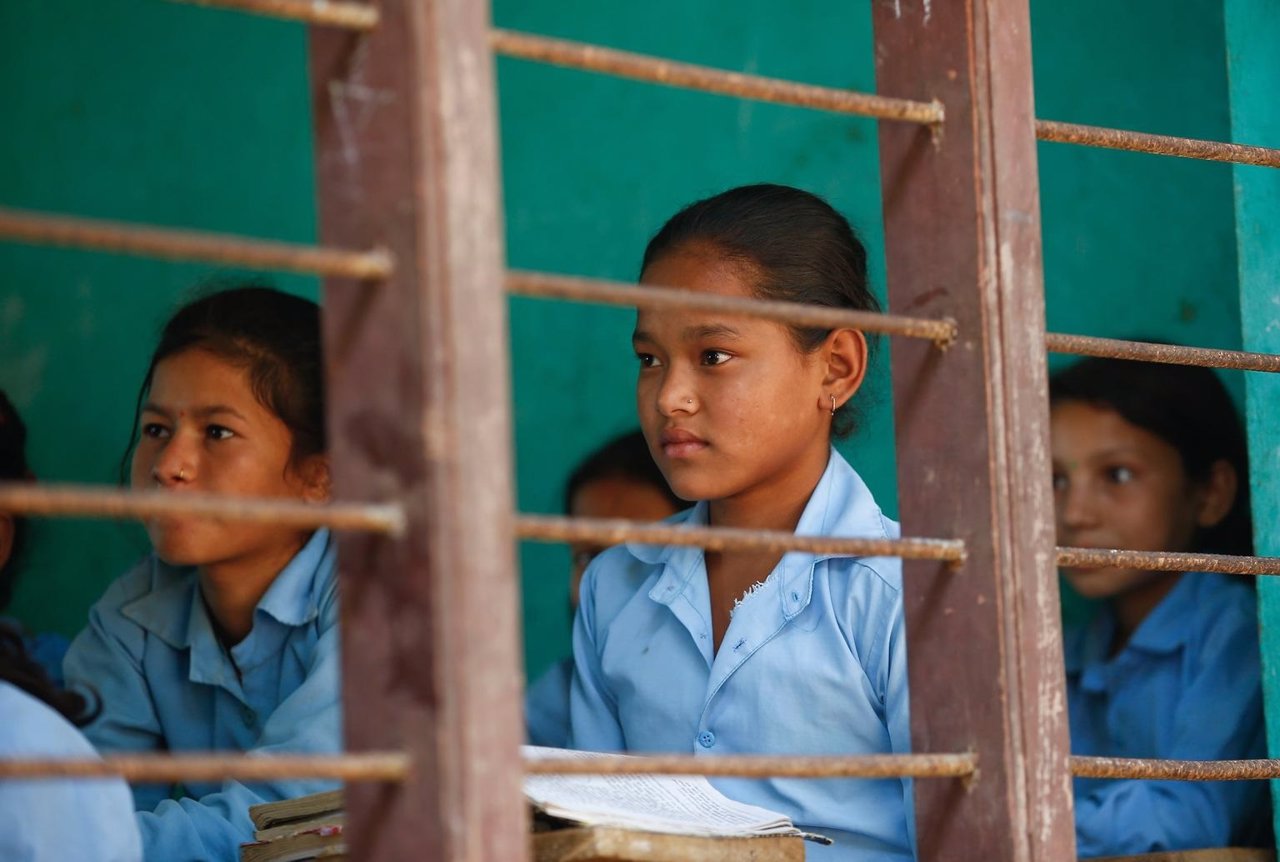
[1066,570,1269,857]
[0,680,142,862]
[527,656,574,748]
[63,529,341,862]
[570,450,913,861]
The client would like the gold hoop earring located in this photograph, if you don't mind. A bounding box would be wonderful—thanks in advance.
[830,395,837,417]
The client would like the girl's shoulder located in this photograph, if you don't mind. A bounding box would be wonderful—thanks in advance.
[95,554,192,615]
[0,680,97,759]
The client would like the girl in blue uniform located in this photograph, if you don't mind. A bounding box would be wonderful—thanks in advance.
[570,184,913,860]
[64,286,339,862]
[1,623,141,861]
[1050,357,1270,856]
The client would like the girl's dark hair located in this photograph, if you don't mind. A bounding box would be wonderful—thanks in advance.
[1049,356,1252,556]
[0,390,33,610]
[564,430,683,514]
[0,622,96,726]
[122,285,326,481]
[641,184,878,437]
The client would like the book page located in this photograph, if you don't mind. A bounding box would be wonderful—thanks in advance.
[523,746,799,838]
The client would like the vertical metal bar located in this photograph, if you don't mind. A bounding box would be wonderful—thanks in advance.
[873,2,1075,862]
[309,1,527,860]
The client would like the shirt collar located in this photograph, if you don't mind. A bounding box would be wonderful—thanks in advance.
[121,529,333,649]
[1064,571,1201,678]
[629,449,892,619]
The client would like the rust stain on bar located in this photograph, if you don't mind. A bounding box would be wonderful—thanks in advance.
[516,515,966,563]
[1073,756,1280,781]
[525,753,976,780]
[0,206,393,279]
[1056,545,1280,576]
[0,752,410,782]
[1037,120,1280,169]
[1046,333,1280,373]
[0,482,405,536]
[491,29,944,126]
[508,270,958,347]
[166,0,379,29]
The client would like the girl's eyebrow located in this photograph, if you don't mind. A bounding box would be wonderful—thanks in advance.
[140,403,249,423]
[684,323,742,341]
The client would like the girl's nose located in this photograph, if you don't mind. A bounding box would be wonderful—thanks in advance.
[654,369,696,417]
[1058,481,1097,530]
[150,438,195,488]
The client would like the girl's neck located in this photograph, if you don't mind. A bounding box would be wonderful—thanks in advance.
[1110,572,1182,656]
[198,537,307,645]
[706,444,830,533]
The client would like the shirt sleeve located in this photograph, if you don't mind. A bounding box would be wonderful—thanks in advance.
[134,616,343,862]
[63,585,169,813]
[568,560,626,751]
[1073,601,1268,856]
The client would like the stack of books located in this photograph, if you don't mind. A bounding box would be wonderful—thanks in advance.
[240,789,345,862]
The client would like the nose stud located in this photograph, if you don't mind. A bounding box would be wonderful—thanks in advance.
[178,468,187,481]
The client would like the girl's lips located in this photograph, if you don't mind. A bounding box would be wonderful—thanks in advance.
[660,429,707,458]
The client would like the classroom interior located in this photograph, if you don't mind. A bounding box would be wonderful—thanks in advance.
[1,0,1277,860]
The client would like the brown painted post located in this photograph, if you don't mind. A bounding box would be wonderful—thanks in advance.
[873,2,1075,861]
[309,2,527,861]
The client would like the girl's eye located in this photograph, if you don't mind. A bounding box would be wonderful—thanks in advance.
[141,423,169,440]
[637,353,661,369]
[700,350,731,367]
[206,425,236,441]
[1051,472,1068,492]
[1105,465,1135,484]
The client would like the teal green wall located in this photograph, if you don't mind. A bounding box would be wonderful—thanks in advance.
[0,0,320,637]
[0,2,1246,691]
[1226,0,1280,837]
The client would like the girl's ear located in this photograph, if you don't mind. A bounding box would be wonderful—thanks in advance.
[821,328,869,410]
[1195,459,1238,529]
[296,455,332,504]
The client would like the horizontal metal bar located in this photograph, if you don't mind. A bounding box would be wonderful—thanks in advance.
[524,753,976,780]
[1046,332,1280,374]
[490,29,944,126]
[516,515,967,563]
[166,0,378,29]
[1057,546,1280,576]
[0,752,410,782]
[507,270,958,348]
[0,206,393,279]
[1073,755,1280,781]
[0,483,405,537]
[1036,120,1280,169]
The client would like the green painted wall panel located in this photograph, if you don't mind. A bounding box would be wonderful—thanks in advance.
[1225,0,1280,835]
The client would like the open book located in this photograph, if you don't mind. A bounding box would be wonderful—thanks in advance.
[524,745,823,842]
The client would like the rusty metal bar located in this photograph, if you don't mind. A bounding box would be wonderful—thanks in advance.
[1056,546,1280,576]
[1072,756,1280,782]
[0,483,405,536]
[508,270,958,347]
[516,514,966,563]
[311,1,527,860]
[166,0,378,29]
[1046,332,1280,373]
[0,206,393,279]
[525,753,976,780]
[876,2,1075,861]
[1036,120,1280,169]
[490,29,944,126]
[0,753,410,782]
